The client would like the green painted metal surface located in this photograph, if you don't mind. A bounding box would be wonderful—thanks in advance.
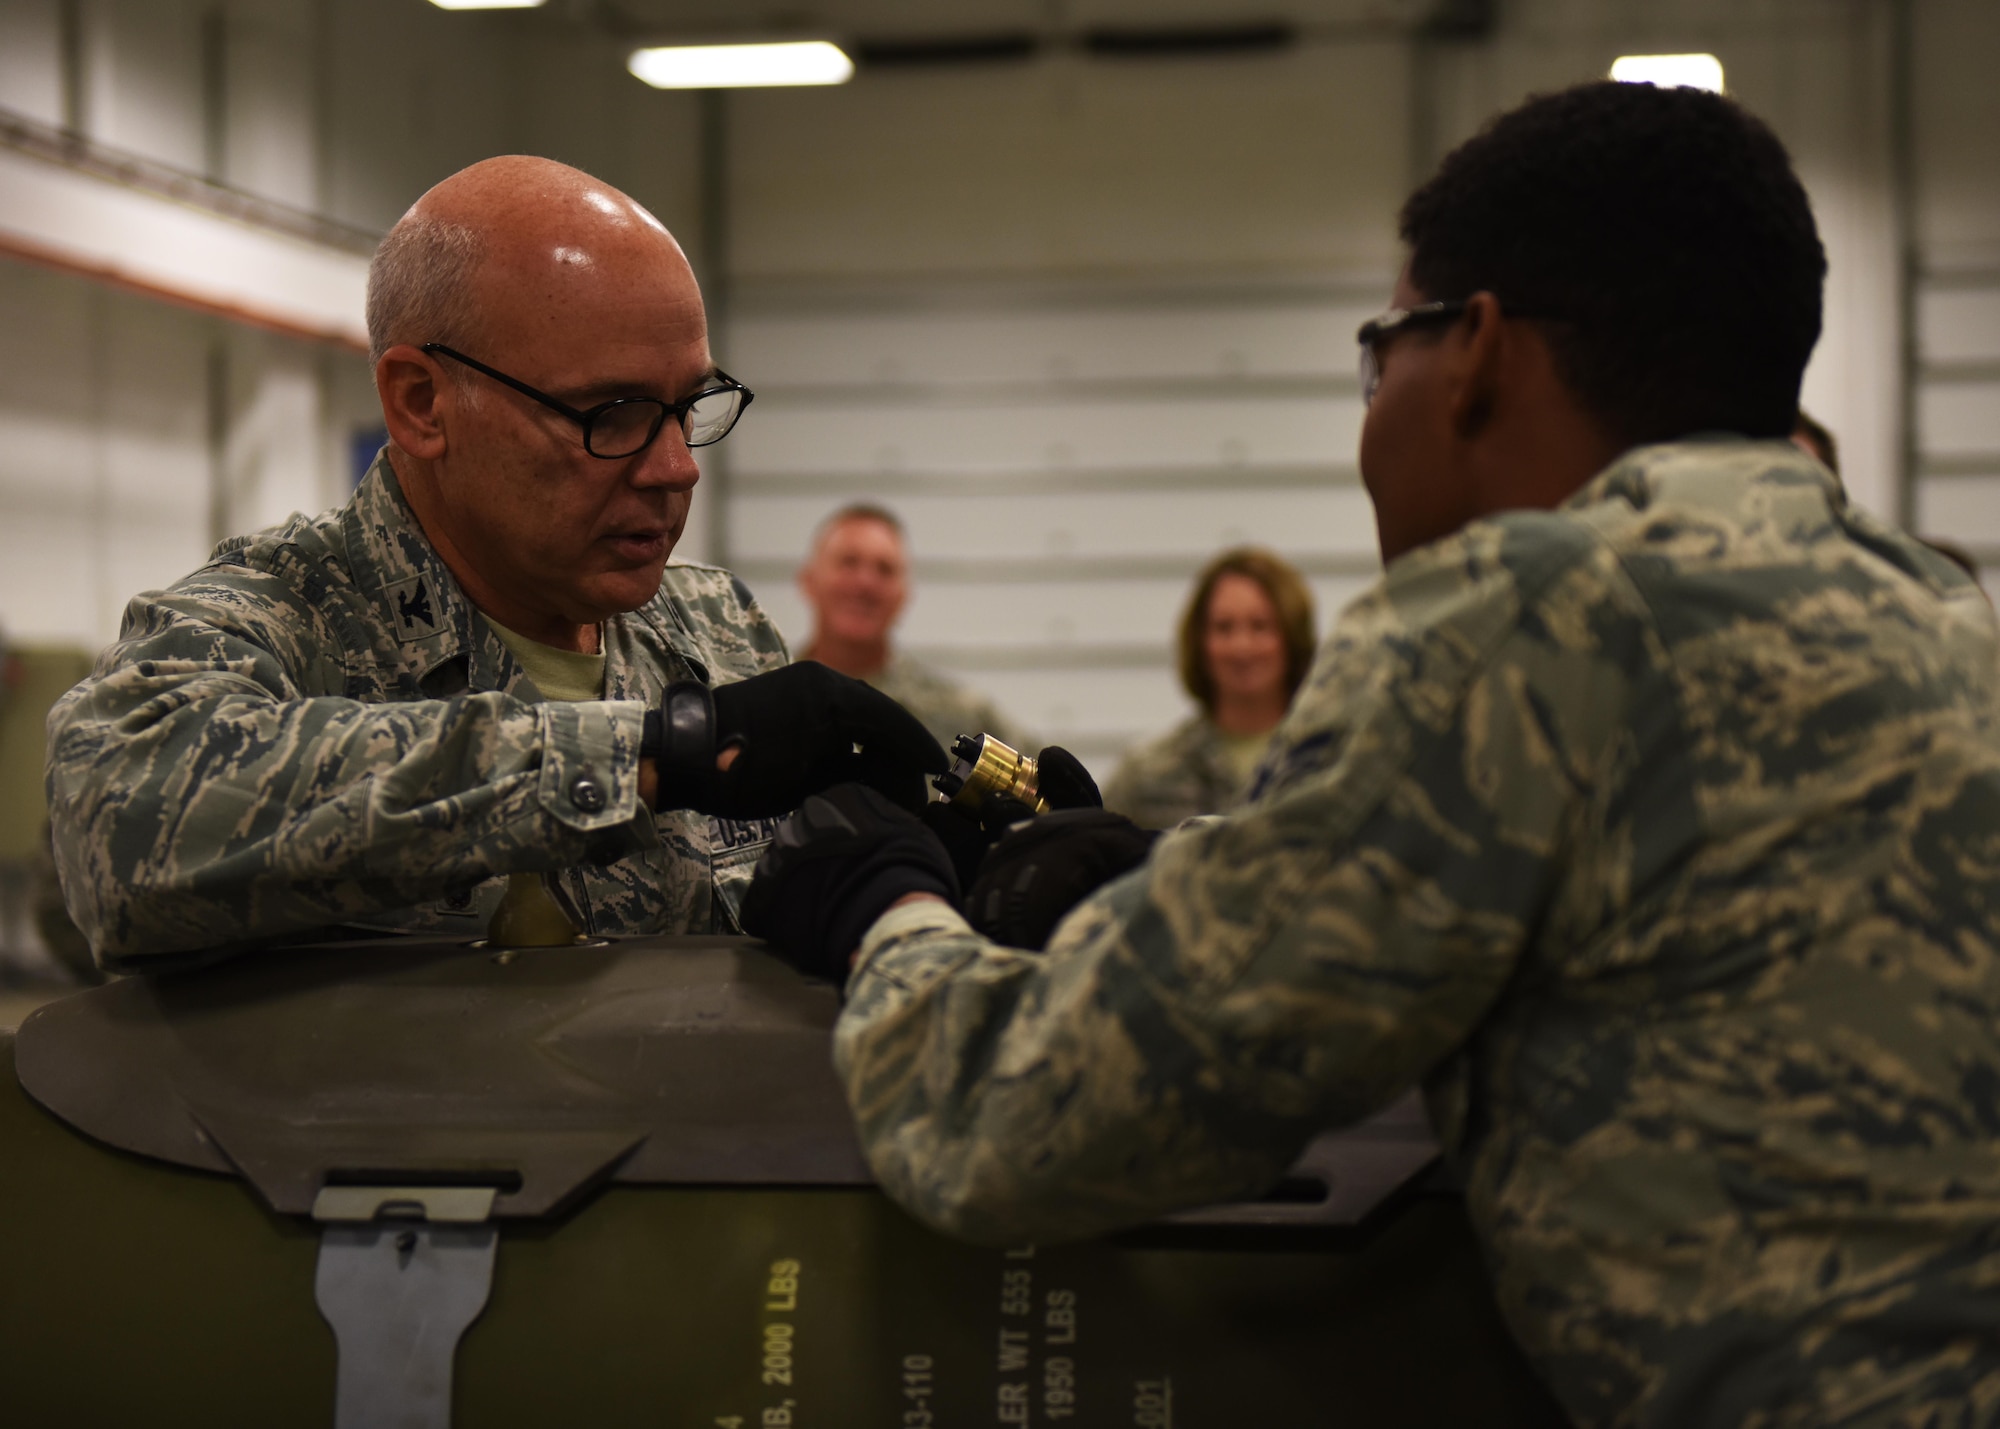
[1,935,1571,1427]
[0,1032,1569,1426]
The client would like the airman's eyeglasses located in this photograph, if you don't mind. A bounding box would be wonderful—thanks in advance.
[1355,301,1468,407]
[422,343,754,458]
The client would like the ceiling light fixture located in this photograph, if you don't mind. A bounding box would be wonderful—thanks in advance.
[627,40,855,89]
[1610,53,1725,92]
[427,0,545,10]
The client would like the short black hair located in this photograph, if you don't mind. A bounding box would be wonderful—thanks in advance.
[1400,81,1826,447]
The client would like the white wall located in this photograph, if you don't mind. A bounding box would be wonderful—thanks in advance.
[0,0,63,127]
[0,259,350,647]
[0,261,206,646]
[1906,3,2000,575]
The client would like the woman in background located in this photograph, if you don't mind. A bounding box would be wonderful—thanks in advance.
[1103,548,1316,829]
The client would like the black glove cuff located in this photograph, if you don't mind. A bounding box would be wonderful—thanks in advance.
[821,862,957,983]
[740,784,963,983]
[967,809,1159,950]
[641,681,717,808]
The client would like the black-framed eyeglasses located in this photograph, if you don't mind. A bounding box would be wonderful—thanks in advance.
[422,343,754,458]
[1355,301,1468,408]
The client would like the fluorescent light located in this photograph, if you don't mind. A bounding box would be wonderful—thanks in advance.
[628,41,854,89]
[429,0,545,9]
[1610,53,1725,92]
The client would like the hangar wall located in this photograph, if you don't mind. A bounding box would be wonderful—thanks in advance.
[1907,1,2000,570]
[1,0,1996,772]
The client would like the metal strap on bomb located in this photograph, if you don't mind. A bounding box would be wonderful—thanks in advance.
[313,1186,499,1429]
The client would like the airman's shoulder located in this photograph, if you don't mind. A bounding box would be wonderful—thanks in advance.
[1113,715,1212,776]
[198,506,336,574]
[144,508,355,630]
[660,558,763,614]
[882,653,968,699]
[1366,512,1627,646]
[655,560,790,673]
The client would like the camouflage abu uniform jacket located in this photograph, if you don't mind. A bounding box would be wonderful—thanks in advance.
[1101,713,1259,829]
[837,440,2000,1427]
[860,653,1031,755]
[45,453,788,969]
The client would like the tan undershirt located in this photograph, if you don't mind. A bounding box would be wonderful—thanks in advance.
[484,617,606,703]
[1217,727,1270,788]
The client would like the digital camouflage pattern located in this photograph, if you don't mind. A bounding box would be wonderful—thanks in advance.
[46,452,788,970]
[1101,713,1264,829]
[837,439,2000,1427]
[862,652,1030,754]
[33,819,96,984]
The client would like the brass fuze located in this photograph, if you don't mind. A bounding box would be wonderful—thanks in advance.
[933,733,1050,817]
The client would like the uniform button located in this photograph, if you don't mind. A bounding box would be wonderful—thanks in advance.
[569,776,606,813]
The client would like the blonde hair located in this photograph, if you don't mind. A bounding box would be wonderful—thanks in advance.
[1175,547,1316,713]
[812,502,906,547]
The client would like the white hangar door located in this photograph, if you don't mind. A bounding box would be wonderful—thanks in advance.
[1913,269,2000,585]
[718,282,1387,782]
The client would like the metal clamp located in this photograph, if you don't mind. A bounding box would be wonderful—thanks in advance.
[312,1185,501,1429]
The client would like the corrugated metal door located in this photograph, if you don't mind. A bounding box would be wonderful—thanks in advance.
[1913,270,2000,580]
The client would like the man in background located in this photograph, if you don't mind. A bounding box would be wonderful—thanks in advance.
[797,503,1030,750]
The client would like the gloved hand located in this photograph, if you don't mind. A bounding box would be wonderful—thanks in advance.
[965,809,1159,950]
[924,744,1105,891]
[644,664,947,819]
[741,783,961,982]
[1034,745,1103,813]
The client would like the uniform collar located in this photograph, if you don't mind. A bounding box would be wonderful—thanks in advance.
[340,449,713,699]
[1561,435,1846,519]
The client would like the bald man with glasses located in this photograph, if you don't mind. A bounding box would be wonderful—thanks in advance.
[45,156,943,969]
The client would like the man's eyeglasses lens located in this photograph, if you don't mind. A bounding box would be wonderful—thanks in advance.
[685,387,746,446]
[587,401,667,458]
[585,387,747,457]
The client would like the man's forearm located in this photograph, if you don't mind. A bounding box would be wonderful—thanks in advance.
[833,859,1316,1247]
[47,665,654,964]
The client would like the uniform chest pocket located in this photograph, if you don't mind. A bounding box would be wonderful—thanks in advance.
[707,814,783,932]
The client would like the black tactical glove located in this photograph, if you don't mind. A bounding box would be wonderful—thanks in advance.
[643,664,947,820]
[925,744,1105,891]
[741,783,961,982]
[965,809,1159,951]
[1034,745,1104,813]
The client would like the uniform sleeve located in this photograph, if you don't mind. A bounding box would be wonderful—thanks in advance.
[1099,724,1217,830]
[45,580,656,968]
[833,519,1648,1245]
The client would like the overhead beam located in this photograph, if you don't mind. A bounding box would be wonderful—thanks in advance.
[0,109,371,352]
